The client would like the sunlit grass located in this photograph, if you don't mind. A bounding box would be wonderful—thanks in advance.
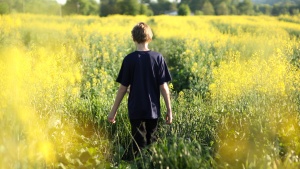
[0,14,299,168]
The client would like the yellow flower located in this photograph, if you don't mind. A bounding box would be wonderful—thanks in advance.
[179,91,184,98]
[169,83,174,90]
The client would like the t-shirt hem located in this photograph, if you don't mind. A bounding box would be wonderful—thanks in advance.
[129,115,160,120]
[116,80,130,87]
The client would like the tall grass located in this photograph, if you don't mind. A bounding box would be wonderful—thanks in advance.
[0,14,300,168]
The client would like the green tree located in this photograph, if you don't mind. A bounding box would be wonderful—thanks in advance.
[189,0,204,13]
[141,0,151,3]
[178,3,191,15]
[257,4,272,15]
[100,0,122,16]
[180,0,192,5]
[140,4,153,16]
[26,0,61,14]
[237,0,253,15]
[63,0,99,15]
[210,0,222,6]
[163,1,177,12]
[202,0,215,15]
[0,0,60,14]
[229,4,237,14]
[11,0,23,12]
[216,1,229,15]
[0,2,9,14]
[149,0,176,15]
[120,0,139,15]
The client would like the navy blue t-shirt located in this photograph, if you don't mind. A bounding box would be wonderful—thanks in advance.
[116,50,172,119]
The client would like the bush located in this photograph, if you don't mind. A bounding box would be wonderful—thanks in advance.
[0,2,9,14]
[178,4,191,16]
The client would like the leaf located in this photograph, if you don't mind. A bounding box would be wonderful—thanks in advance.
[79,151,91,163]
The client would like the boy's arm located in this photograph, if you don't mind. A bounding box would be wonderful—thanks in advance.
[108,84,128,123]
[160,83,172,124]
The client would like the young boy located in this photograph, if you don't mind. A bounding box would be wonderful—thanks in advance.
[107,22,172,155]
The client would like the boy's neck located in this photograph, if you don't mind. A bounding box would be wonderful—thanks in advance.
[135,42,150,51]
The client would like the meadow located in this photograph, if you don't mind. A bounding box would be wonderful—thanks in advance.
[0,14,300,168]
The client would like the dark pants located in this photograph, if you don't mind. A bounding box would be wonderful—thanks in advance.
[130,119,158,155]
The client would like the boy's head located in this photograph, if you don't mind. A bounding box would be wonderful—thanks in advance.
[131,22,153,44]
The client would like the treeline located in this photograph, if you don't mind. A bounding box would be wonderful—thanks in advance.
[253,0,300,5]
[0,0,99,15]
[0,0,299,16]
[177,0,300,15]
[100,0,300,16]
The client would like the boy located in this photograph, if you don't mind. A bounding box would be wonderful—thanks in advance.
[107,22,172,155]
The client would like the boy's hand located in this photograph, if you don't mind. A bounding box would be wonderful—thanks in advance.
[108,112,116,123]
[166,111,172,124]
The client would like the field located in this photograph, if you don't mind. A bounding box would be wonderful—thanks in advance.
[0,14,300,168]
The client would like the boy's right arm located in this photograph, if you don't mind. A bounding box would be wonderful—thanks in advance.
[160,83,172,124]
[108,84,128,123]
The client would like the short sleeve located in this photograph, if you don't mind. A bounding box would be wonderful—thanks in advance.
[158,58,172,85]
[116,59,130,87]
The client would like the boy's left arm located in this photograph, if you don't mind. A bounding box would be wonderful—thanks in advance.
[108,84,128,123]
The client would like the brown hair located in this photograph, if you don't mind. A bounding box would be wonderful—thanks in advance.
[131,22,153,44]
